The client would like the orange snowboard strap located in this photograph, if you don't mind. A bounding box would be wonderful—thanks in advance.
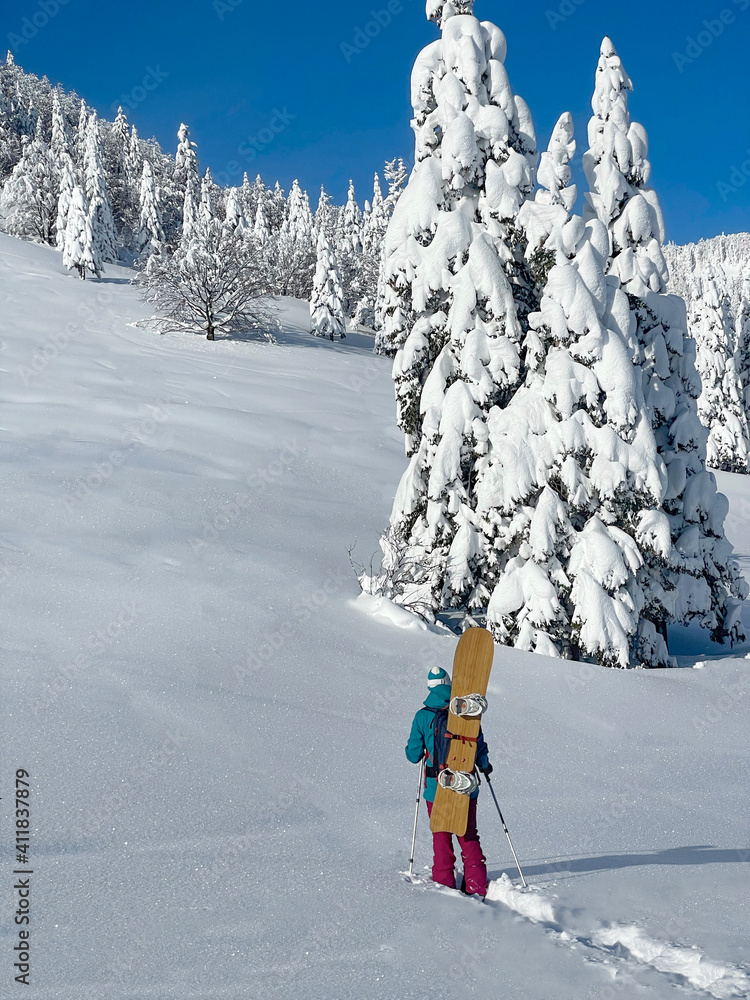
[446,732,479,745]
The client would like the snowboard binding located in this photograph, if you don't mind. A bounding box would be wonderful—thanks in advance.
[437,768,479,796]
[449,693,488,718]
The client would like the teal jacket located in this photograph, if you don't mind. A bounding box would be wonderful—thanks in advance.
[405,684,489,802]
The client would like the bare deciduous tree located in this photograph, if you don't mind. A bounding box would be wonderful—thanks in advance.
[136,219,276,341]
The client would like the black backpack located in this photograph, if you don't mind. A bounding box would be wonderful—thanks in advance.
[424,706,452,779]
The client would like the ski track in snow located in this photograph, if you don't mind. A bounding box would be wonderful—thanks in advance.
[487,875,750,998]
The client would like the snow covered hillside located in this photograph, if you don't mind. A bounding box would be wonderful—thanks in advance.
[2,233,750,999]
[666,233,750,307]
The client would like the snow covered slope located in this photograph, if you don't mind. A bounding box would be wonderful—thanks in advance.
[2,233,750,999]
[666,233,750,297]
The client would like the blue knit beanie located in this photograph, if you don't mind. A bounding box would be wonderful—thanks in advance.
[427,666,451,689]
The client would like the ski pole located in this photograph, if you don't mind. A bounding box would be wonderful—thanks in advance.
[485,775,528,889]
[408,754,426,879]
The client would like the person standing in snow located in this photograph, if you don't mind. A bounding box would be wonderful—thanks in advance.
[405,667,491,897]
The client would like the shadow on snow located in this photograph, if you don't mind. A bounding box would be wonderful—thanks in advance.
[488,845,750,883]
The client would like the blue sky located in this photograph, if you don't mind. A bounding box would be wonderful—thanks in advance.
[4,0,749,244]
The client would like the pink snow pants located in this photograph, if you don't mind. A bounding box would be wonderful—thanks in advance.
[426,798,488,896]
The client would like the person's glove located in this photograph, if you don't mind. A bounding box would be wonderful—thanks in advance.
[480,763,493,777]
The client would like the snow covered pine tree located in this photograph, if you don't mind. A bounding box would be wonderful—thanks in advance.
[310,228,346,341]
[176,123,201,244]
[582,37,747,649]
[83,111,118,263]
[137,158,165,258]
[63,182,101,279]
[738,277,750,420]
[478,129,673,667]
[338,179,364,317]
[692,265,750,474]
[367,0,540,622]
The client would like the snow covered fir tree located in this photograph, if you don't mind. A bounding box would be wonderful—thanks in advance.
[361,5,747,666]
[691,265,750,473]
[579,37,747,651]
[310,229,346,341]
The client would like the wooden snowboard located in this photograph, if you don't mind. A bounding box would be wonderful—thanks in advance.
[429,627,494,837]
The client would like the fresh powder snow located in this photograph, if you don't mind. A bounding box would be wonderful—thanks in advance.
[3,233,750,998]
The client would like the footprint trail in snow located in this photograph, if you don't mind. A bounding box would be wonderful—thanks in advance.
[487,875,750,998]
